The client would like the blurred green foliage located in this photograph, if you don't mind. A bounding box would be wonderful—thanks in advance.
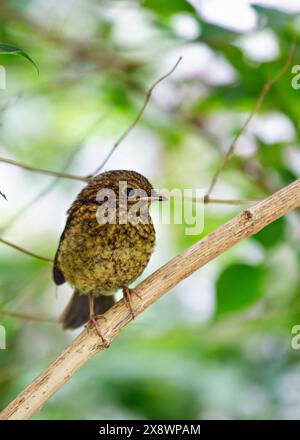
[0,0,300,420]
[216,264,265,317]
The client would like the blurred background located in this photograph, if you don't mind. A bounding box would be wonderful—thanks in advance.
[0,0,300,420]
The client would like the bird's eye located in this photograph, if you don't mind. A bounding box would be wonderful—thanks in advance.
[126,188,135,198]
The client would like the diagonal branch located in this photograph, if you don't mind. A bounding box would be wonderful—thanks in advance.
[1,177,299,420]
[206,36,296,198]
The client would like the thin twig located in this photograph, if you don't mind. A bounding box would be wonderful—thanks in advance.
[88,57,183,177]
[0,238,53,262]
[0,181,60,234]
[0,156,88,182]
[0,58,182,183]
[0,195,260,263]
[205,36,296,198]
[0,309,57,324]
[205,197,259,205]
[0,116,105,234]
[1,178,299,420]
[4,267,50,309]
[163,190,260,205]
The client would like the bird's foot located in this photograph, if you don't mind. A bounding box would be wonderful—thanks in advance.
[86,314,109,348]
[122,287,142,320]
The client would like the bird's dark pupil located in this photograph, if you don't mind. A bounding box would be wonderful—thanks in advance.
[127,188,134,197]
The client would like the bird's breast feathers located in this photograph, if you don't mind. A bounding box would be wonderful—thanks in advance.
[57,212,155,295]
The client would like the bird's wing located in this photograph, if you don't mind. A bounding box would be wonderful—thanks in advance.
[53,261,65,285]
[52,211,75,286]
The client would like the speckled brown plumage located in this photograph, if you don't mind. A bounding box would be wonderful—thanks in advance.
[53,170,158,330]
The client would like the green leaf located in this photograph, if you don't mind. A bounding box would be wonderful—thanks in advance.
[0,43,39,74]
[216,264,264,317]
[143,0,193,16]
[0,190,7,200]
[254,217,285,249]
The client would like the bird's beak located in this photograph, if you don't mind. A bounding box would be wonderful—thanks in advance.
[149,191,168,202]
[139,192,168,202]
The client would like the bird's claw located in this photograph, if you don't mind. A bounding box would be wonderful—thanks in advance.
[85,314,109,348]
[122,287,141,320]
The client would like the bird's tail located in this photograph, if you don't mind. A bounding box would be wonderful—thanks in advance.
[60,289,115,330]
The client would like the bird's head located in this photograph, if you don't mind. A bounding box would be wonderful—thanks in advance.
[73,170,167,225]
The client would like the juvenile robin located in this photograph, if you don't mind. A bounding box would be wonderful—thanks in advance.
[53,170,165,343]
